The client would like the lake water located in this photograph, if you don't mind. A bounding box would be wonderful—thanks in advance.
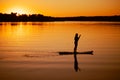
[0,22,120,80]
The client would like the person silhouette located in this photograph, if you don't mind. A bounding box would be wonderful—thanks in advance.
[74,33,81,52]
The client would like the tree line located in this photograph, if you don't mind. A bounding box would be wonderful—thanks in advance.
[0,12,120,22]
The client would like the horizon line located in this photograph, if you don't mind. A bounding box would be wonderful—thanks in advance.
[0,12,120,17]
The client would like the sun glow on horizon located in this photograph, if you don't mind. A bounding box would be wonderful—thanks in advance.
[0,0,120,17]
[6,7,30,15]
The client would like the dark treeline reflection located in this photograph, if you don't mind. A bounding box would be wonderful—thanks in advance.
[0,12,120,22]
[0,22,45,26]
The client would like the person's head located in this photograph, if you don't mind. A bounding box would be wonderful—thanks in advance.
[75,33,78,37]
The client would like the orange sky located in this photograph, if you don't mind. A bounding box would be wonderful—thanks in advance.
[0,0,120,17]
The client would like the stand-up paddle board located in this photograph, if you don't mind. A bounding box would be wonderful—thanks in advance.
[59,51,93,55]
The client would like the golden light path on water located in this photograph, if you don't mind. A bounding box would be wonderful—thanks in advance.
[0,22,120,54]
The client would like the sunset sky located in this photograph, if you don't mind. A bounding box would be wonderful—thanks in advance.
[0,0,120,17]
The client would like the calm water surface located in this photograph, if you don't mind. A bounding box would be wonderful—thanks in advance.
[0,22,120,80]
[0,22,120,56]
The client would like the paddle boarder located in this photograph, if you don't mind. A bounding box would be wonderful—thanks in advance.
[74,33,81,52]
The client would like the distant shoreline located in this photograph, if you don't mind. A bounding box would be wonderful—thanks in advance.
[0,13,120,22]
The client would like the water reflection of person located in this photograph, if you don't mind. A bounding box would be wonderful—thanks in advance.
[74,33,81,72]
[74,52,80,72]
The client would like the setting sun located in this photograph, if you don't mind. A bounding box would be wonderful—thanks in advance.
[6,6,29,15]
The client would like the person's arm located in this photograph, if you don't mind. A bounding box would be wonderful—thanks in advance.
[78,34,81,39]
